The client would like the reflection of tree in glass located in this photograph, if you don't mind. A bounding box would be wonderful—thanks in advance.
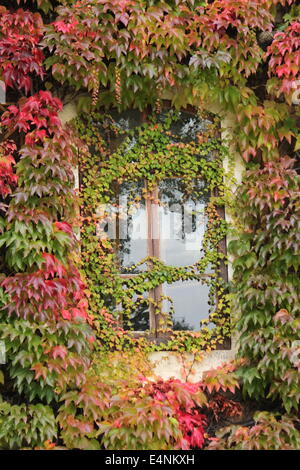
[172,317,194,331]
[107,110,217,331]
[159,178,208,240]
[157,111,212,143]
[111,109,143,133]
[159,178,208,206]
[118,180,147,273]
[123,300,150,331]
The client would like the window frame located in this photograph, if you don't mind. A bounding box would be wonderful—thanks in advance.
[114,178,228,338]
[90,105,231,348]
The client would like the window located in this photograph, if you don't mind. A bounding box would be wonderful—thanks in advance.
[98,177,226,333]
[93,108,229,345]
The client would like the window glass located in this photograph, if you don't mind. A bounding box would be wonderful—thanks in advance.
[118,181,148,273]
[158,178,209,267]
[90,109,227,338]
[122,293,150,331]
[163,280,212,331]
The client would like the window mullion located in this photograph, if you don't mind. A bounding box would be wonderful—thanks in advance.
[146,183,155,332]
[151,185,163,336]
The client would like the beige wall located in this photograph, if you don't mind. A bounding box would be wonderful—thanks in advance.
[59,102,77,124]
[149,348,238,382]
[59,102,244,381]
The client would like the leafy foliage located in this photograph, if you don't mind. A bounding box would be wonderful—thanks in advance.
[0,1,93,449]
[267,21,300,100]
[2,254,91,322]
[207,412,300,450]
[42,0,273,109]
[58,352,241,450]
[0,0,299,451]
[76,110,232,354]
[0,141,18,198]
[1,316,92,403]
[229,157,300,413]
[0,401,57,450]
[0,8,44,94]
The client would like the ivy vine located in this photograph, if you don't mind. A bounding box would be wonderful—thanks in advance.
[75,109,235,356]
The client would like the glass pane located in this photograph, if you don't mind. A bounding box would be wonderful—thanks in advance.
[169,112,212,143]
[122,293,150,331]
[110,109,143,132]
[163,280,212,331]
[118,181,148,273]
[158,179,209,267]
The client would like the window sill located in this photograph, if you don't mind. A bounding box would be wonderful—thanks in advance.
[127,330,232,350]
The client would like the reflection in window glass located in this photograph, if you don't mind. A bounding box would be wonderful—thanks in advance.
[157,111,213,145]
[158,179,209,267]
[164,280,212,331]
[122,293,150,331]
[118,181,148,273]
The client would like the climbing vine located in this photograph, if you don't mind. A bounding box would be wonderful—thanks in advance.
[0,0,299,451]
[76,109,233,355]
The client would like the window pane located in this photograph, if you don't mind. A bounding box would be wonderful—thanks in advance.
[158,179,209,267]
[163,280,212,331]
[168,112,213,144]
[118,181,148,273]
[122,293,150,331]
[99,180,146,273]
